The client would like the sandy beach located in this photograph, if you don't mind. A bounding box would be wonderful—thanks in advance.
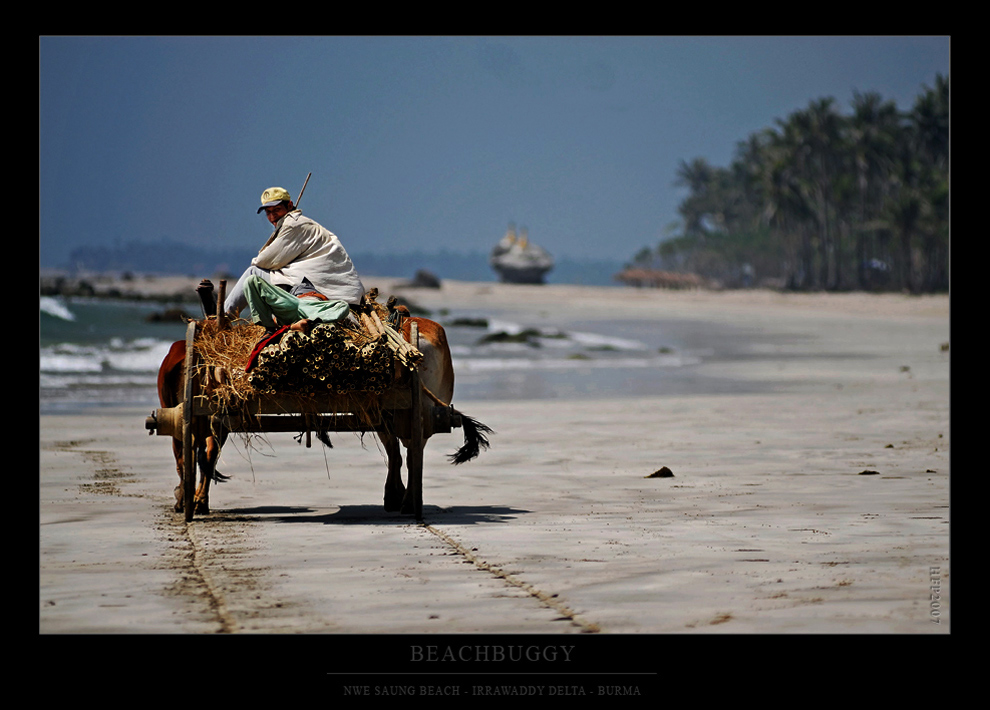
[40,277,950,676]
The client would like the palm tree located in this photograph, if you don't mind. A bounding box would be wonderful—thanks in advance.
[849,91,901,288]
[912,74,949,172]
[674,157,719,238]
[735,128,805,286]
[796,98,846,288]
[772,109,822,288]
[886,75,949,292]
[910,75,949,291]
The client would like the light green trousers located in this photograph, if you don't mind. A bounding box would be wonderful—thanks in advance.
[244,275,350,329]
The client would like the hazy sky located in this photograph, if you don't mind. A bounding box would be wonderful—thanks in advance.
[39,36,950,268]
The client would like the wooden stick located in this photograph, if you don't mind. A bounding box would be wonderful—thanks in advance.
[421,384,450,408]
[217,280,228,330]
[359,312,380,339]
[371,311,422,364]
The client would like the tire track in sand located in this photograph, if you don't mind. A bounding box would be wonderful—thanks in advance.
[420,522,601,633]
[54,436,598,632]
[45,439,237,633]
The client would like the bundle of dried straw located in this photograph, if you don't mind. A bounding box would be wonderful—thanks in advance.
[191,305,421,412]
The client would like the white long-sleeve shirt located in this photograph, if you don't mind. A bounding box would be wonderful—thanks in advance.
[253,210,365,305]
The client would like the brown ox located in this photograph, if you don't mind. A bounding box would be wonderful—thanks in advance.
[379,315,492,512]
[156,315,491,516]
[157,339,228,514]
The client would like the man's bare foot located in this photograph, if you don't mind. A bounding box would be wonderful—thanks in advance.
[290,319,314,334]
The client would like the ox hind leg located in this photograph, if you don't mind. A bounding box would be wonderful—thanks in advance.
[378,426,426,515]
[171,429,228,515]
[380,429,406,512]
[399,434,425,517]
[171,436,211,514]
[172,438,185,512]
[193,431,228,515]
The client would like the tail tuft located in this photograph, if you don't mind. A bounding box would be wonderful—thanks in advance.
[448,411,493,465]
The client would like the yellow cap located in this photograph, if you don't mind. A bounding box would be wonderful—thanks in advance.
[258,187,292,213]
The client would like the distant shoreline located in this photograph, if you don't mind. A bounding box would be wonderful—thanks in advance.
[40,269,950,326]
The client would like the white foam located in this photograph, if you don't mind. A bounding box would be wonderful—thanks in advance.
[452,352,697,373]
[40,296,76,321]
[40,339,174,375]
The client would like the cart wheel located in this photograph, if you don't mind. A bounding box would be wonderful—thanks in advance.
[182,320,197,522]
[404,322,424,520]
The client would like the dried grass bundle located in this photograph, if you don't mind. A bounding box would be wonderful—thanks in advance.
[192,318,266,409]
[191,309,418,416]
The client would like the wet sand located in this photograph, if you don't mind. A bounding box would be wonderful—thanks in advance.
[40,278,950,679]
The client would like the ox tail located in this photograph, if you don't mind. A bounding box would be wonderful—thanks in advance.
[196,447,230,483]
[197,448,230,484]
[448,410,493,465]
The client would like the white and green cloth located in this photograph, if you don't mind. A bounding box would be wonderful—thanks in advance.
[244,275,349,330]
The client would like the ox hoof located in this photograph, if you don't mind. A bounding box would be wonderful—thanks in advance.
[195,499,210,515]
[384,485,405,513]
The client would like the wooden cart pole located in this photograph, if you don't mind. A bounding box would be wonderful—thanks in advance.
[182,320,197,522]
[216,280,228,330]
[406,321,424,520]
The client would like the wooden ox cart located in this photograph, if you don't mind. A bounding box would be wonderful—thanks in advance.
[145,284,483,523]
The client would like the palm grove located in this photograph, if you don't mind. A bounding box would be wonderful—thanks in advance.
[628,75,948,293]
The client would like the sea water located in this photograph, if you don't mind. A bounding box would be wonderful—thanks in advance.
[40,296,189,413]
[40,295,718,414]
